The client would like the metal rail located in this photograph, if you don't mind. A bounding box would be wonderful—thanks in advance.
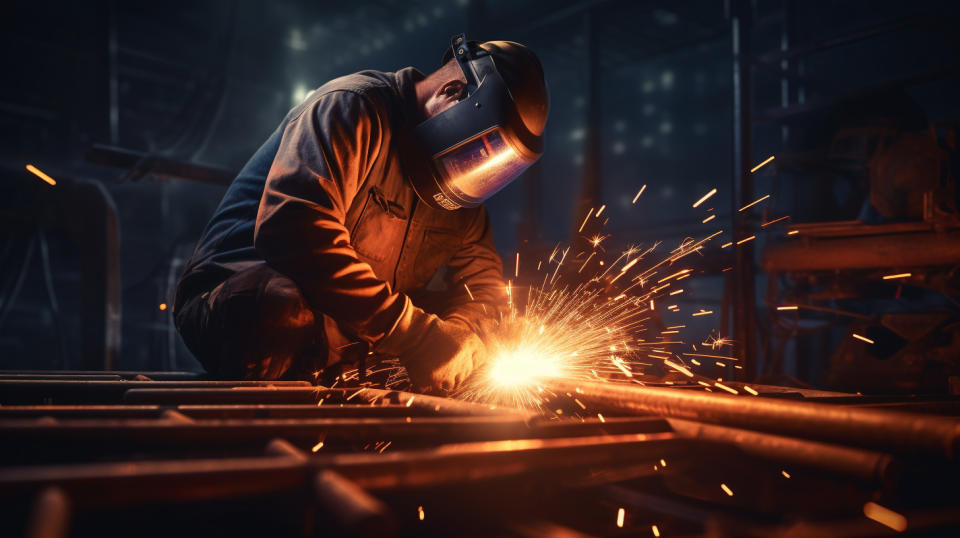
[547,379,960,460]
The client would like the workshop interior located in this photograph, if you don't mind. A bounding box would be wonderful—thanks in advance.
[3,0,960,536]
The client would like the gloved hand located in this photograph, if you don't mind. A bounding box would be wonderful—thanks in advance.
[375,297,487,393]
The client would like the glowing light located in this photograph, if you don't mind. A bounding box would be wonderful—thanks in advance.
[616,508,625,528]
[738,195,770,212]
[25,164,56,186]
[632,185,647,203]
[692,188,717,208]
[720,483,734,496]
[852,333,875,344]
[714,382,738,394]
[418,506,425,521]
[761,215,789,227]
[664,359,694,377]
[863,502,906,532]
[750,155,775,173]
[158,303,168,311]
[578,208,594,232]
[883,273,911,280]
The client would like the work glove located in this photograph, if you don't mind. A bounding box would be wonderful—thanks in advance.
[375,296,487,394]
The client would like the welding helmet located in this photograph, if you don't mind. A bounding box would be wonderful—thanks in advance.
[407,34,549,210]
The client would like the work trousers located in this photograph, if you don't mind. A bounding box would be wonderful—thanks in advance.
[174,263,330,381]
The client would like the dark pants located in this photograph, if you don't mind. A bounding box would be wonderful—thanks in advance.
[174,263,329,380]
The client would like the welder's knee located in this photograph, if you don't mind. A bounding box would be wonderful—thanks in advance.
[178,264,324,380]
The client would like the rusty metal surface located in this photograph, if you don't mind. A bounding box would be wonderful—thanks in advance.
[0,373,958,537]
[549,378,960,460]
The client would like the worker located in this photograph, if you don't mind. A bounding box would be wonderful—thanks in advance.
[173,34,549,393]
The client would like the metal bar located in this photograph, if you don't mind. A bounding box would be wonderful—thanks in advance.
[86,145,236,185]
[315,470,396,537]
[0,433,688,503]
[0,416,670,447]
[730,0,758,380]
[0,380,312,405]
[350,387,526,417]
[334,432,687,491]
[547,379,960,460]
[762,231,960,272]
[666,418,896,484]
[25,487,71,538]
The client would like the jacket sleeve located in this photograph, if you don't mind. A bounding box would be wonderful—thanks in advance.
[254,90,413,344]
[438,206,508,333]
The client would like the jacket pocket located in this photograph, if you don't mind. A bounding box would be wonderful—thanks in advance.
[411,227,462,287]
[352,187,408,266]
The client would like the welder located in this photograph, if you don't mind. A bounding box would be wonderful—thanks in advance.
[173,34,549,393]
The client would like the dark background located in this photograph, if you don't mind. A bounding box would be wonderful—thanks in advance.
[2,1,958,389]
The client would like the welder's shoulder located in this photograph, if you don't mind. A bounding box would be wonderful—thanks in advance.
[304,71,397,118]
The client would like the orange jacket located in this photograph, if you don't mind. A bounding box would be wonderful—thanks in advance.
[178,68,506,363]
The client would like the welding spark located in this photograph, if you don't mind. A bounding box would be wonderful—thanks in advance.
[25,164,57,186]
[418,506,425,521]
[692,188,717,208]
[761,215,790,227]
[720,483,734,496]
[863,502,906,532]
[882,273,912,280]
[616,508,625,528]
[652,525,661,537]
[750,155,775,173]
[633,185,647,203]
[738,195,770,212]
[852,333,875,344]
[777,305,798,311]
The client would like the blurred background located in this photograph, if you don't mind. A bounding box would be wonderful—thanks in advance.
[2,0,959,394]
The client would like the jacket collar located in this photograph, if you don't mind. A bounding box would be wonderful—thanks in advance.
[394,67,425,130]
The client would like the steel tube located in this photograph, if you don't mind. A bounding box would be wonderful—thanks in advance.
[666,418,897,484]
[761,231,960,272]
[315,471,396,537]
[547,379,960,460]
[0,433,688,502]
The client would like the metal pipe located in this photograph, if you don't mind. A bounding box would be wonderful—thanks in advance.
[0,416,669,448]
[761,231,960,272]
[546,379,960,460]
[26,487,71,538]
[315,471,396,538]
[0,433,689,503]
[666,418,897,484]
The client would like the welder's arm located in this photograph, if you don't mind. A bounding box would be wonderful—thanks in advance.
[439,207,508,335]
[255,91,411,343]
[254,91,481,392]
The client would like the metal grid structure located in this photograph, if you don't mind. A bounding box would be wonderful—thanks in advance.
[3,371,960,537]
